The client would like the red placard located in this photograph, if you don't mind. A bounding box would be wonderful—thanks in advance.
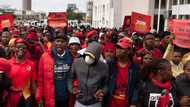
[0,13,14,31]
[122,16,131,31]
[168,19,190,49]
[130,12,151,33]
[48,12,68,28]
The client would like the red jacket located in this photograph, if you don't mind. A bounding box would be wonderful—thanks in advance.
[36,51,55,107]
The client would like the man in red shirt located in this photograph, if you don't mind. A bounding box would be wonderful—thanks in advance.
[107,37,140,107]
[6,38,36,107]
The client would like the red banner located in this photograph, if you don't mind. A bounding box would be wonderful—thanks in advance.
[130,12,151,33]
[168,19,190,49]
[0,13,14,31]
[122,16,131,31]
[48,12,68,28]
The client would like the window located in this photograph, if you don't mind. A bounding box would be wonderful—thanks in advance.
[187,0,190,3]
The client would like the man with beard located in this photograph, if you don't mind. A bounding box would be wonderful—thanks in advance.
[6,38,37,107]
[36,33,72,107]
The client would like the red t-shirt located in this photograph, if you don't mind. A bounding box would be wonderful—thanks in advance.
[110,63,129,107]
[9,58,36,89]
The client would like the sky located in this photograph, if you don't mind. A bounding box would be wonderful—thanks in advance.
[0,0,87,12]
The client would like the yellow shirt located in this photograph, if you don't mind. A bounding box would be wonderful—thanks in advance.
[170,61,184,78]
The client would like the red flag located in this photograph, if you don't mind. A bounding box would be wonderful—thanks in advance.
[0,13,14,31]
[48,12,68,28]
[130,12,151,33]
[168,19,190,49]
[122,16,131,31]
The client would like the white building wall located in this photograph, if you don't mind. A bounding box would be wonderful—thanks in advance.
[172,4,190,15]
[92,0,154,28]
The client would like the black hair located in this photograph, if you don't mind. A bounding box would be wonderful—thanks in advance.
[159,31,171,39]
[141,58,170,80]
[143,32,154,38]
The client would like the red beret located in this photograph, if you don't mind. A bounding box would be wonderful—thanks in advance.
[103,43,116,53]
[0,58,11,73]
[26,32,38,41]
[15,38,28,46]
[86,30,97,38]
[74,32,83,38]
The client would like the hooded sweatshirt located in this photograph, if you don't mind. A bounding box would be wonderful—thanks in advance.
[68,42,109,105]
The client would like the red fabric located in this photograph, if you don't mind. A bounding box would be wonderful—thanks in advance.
[110,97,128,107]
[9,57,36,89]
[110,63,129,107]
[117,37,133,49]
[137,48,161,58]
[5,91,22,107]
[152,79,171,107]
[0,58,11,73]
[86,30,97,39]
[15,38,28,46]
[6,58,36,107]
[26,32,38,41]
[102,43,115,54]
[74,32,83,38]
[36,51,55,107]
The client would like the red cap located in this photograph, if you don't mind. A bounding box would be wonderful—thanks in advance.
[0,58,11,73]
[103,43,115,53]
[74,32,83,38]
[86,30,97,38]
[117,37,133,49]
[26,32,38,41]
[15,38,28,46]
[11,31,20,37]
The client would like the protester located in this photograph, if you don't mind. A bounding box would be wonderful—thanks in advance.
[68,41,109,107]
[106,37,140,107]
[102,43,116,63]
[176,60,190,107]
[68,36,81,61]
[140,59,179,107]
[68,36,81,107]
[170,49,184,78]
[0,31,12,59]
[137,33,161,59]
[0,58,11,107]
[6,38,37,107]
[36,33,72,107]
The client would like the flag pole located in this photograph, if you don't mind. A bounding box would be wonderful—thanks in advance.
[157,0,162,32]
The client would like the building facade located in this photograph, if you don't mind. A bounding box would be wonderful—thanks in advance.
[86,0,93,24]
[92,0,154,28]
[92,0,190,31]
[22,0,32,11]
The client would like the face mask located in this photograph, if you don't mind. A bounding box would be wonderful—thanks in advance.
[85,55,95,65]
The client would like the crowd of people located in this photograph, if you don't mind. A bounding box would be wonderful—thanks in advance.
[0,25,190,107]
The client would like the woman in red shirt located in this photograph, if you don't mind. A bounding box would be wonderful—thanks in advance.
[6,38,37,107]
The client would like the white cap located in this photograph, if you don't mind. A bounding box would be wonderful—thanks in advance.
[69,37,81,45]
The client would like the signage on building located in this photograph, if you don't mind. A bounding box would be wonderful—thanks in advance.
[0,13,14,31]
[168,19,190,49]
[130,12,151,33]
[48,12,68,28]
